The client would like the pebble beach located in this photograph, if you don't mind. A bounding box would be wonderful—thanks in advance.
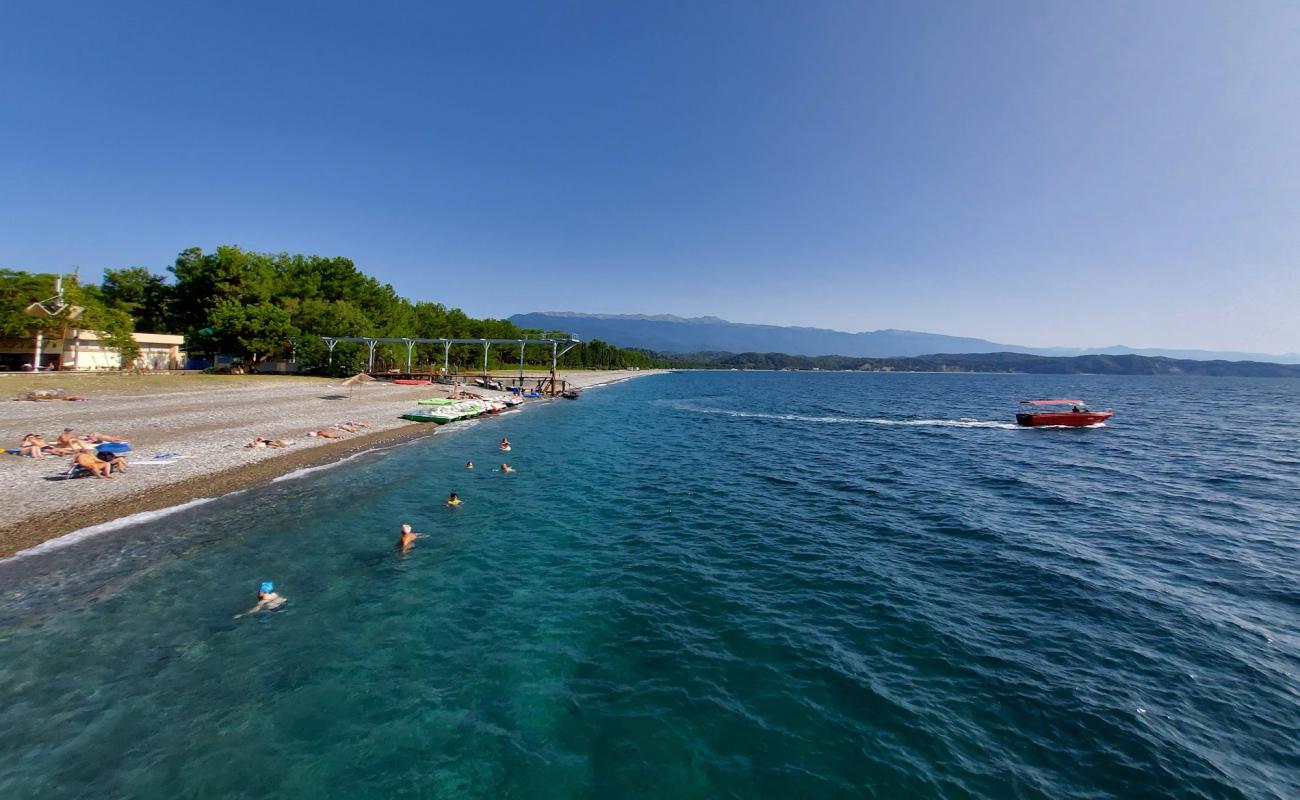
[0,370,658,557]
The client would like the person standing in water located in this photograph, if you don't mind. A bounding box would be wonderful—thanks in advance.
[446,492,462,507]
[465,461,473,470]
[499,438,511,452]
[235,582,285,618]
[397,523,420,553]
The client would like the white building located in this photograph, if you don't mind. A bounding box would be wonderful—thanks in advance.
[0,331,186,371]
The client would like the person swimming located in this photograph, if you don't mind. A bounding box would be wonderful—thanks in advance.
[397,523,420,552]
[234,581,285,618]
[446,492,462,507]
[499,438,511,452]
[500,463,515,473]
[465,461,474,470]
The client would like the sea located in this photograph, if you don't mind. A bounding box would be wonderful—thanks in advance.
[1,372,1297,800]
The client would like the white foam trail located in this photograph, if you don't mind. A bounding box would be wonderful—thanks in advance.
[673,403,1023,429]
[272,439,419,483]
[4,497,218,561]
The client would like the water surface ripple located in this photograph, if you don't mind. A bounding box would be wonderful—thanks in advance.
[1,372,1297,799]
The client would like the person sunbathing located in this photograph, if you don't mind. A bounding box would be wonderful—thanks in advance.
[248,437,288,449]
[333,423,362,433]
[86,432,124,443]
[19,433,47,459]
[307,430,343,439]
[48,428,92,455]
[72,450,112,478]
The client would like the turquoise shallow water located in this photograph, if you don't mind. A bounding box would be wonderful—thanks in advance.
[1,372,1298,799]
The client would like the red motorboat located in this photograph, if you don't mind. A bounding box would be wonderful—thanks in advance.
[1016,399,1112,427]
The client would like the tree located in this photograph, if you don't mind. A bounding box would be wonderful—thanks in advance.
[101,267,175,332]
[204,299,296,365]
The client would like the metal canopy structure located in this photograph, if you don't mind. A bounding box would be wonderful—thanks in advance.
[319,335,581,394]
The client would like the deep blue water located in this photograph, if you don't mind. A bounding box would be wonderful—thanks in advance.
[1,372,1298,799]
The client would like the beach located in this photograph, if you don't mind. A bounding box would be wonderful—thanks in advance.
[0,370,660,557]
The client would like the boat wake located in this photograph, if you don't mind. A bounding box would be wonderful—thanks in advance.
[668,402,1023,429]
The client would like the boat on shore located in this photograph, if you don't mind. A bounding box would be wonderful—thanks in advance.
[400,398,491,424]
[1016,399,1112,427]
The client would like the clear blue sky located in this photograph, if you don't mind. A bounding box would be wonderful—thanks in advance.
[2,1,1297,352]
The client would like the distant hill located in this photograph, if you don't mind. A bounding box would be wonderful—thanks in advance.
[680,351,1300,377]
[510,312,1300,364]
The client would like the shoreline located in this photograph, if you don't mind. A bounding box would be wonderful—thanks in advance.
[0,370,663,559]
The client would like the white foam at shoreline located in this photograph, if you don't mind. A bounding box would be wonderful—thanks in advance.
[4,497,220,562]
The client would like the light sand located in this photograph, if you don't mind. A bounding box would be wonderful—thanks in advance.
[0,370,662,556]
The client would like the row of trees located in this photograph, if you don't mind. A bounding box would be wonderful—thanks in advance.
[2,246,665,373]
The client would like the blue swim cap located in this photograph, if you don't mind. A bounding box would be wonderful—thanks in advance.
[260,581,274,594]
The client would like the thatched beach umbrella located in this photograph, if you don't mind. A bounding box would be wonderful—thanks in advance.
[341,371,374,399]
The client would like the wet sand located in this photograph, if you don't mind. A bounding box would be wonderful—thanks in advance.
[0,370,660,557]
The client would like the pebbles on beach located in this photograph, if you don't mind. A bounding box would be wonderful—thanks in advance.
[0,371,654,556]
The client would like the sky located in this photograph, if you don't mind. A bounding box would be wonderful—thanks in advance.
[2,1,1298,352]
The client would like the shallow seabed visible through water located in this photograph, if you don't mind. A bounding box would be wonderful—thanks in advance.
[1,372,1298,799]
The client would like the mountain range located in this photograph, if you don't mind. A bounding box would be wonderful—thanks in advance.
[509,313,1300,364]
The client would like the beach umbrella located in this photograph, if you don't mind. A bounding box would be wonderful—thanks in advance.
[341,371,374,399]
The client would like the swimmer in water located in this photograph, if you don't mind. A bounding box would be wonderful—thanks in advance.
[499,438,511,452]
[397,523,420,553]
[500,463,515,473]
[446,492,462,507]
[465,461,473,470]
[235,581,285,618]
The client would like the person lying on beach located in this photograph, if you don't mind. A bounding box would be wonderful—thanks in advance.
[307,430,343,439]
[397,523,421,553]
[247,437,288,449]
[99,450,129,473]
[19,433,47,458]
[48,428,90,455]
[446,492,462,507]
[499,463,515,473]
[465,461,473,470]
[234,582,285,618]
[499,438,511,452]
[85,433,124,443]
[71,450,112,478]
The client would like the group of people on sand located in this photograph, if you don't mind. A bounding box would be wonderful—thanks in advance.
[17,428,122,459]
[15,428,129,479]
[235,434,522,618]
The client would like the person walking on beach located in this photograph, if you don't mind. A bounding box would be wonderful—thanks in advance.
[235,582,285,618]
[446,492,462,507]
[397,523,421,553]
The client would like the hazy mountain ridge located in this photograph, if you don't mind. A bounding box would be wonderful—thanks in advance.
[511,312,1300,364]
